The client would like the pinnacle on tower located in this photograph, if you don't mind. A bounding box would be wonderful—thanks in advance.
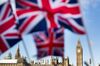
[8,52,12,59]
[15,45,21,59]
[4,52,12,59]
[77,39,82,48]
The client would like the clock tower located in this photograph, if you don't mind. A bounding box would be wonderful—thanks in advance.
[76,40,83,66]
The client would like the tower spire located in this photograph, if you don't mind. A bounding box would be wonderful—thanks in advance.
[77,39,82,48]
[15,45,21,59]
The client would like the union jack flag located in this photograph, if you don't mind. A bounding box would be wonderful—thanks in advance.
[33,28,64,59]
[0,2,21,55]
[15,0,47,35]
[16,0,85,34]
[15,12,47,35]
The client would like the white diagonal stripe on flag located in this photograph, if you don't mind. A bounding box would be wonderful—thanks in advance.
[1,35,10,49]
[67,18,85,32]
[23,14,45,34]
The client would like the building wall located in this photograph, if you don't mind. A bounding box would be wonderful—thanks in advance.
[0,63,17,66]
[31,64,53,66]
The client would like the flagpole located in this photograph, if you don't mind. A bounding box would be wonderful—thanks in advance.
[78,1,95,66]
[82,8,95,66]
[81,9,95,66]
[85,32,95,66]
[79,26,95,66]
[9,0,31,62]
[21,35,31,63]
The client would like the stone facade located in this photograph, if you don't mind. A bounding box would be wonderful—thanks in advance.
[0,40,83,66]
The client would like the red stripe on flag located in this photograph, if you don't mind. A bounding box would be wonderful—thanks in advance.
[37,43,64,48]
[59,16,85,34]
[0,17,15,34]
[47,13,58,28]
[1,3,11,21]
[4,32,21,38]
[19,15,37,34]
[53,6,80,15]
[16,9,39,17]
[0,37,8,53]
[17,0,38,8]
[5,33,19,36]
[41,0,51,12]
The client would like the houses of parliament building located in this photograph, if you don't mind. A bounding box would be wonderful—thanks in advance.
[0,40,83,66]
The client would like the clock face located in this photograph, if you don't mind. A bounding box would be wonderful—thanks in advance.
[77,49,81,53]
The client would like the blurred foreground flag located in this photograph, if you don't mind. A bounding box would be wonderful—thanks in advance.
[15,0,86,34]
[58,0,86,34]
[33,28,64,59]
[0,0,7,4]
[15,12,47,35]
[0,2,21,55]
[15,1,47,35]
